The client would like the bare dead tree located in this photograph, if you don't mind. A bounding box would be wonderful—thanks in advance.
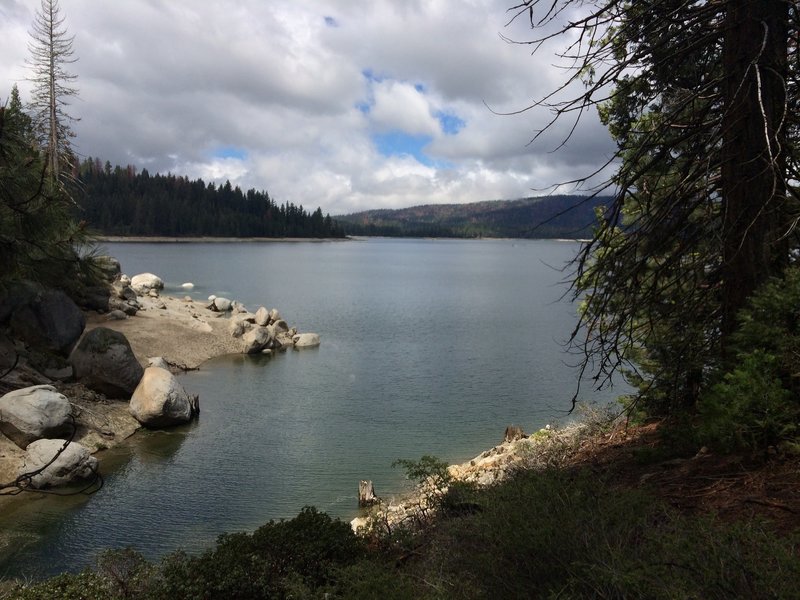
[27,0,78,184]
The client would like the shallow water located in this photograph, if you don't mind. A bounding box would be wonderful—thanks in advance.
[0,238,622,578]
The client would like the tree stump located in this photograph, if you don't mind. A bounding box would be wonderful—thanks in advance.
[358,480,378,507]
[503,425,525,443]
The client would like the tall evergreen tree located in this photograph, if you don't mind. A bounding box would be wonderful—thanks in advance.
[27,0,78,183]
[508,1,799,412]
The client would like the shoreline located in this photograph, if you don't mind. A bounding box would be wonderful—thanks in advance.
[0,284,303,498]
[96,236,350,243]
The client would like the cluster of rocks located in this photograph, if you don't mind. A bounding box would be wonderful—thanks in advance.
[0,322,199,489]
[0,259,322,491]
[0,265,197,490]
[208,296,321,353]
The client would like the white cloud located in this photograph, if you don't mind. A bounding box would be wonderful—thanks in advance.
[370,81,439,136]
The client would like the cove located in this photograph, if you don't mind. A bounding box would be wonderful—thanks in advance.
[0,238,621,578]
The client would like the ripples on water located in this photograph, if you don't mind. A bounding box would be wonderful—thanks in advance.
[0,238,622,578]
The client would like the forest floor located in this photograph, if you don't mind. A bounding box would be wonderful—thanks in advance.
[569,420,800,535]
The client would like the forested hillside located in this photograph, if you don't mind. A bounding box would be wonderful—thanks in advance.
[74,158,345,238]
[337,195,610,238]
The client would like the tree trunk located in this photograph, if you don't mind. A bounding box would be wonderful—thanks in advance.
[721,0,789,348]
[358,480,378,507]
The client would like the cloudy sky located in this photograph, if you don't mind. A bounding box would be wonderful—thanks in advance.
[0,0,614,215]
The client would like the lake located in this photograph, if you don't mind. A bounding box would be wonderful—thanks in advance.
[0,237,621,578]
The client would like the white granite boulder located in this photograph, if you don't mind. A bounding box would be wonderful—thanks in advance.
[241,327,271,354]
[271,319,289,334]
[147,356,170,370]
[20,439,98,488]
[213,297,232,312]
[130,273,164,295]
[269,308,281,323]
[229,315,254,338]
[129,366,196,428]
[254,306,270,326]
[70,327,144,398]
[0,385,73,449]
[293,333,320,348]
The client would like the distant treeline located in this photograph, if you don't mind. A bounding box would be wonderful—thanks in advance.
[337,195,611,239]
[74,158,346,238]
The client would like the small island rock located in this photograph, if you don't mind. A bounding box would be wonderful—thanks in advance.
[293,333,320,348]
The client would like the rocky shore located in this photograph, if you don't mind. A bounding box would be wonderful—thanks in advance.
[0,259,319,494]
[351,422,587,534]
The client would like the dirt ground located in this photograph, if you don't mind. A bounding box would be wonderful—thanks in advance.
[84,294,244,369]
[571,421,800,534]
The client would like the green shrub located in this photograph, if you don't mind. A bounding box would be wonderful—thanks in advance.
[413,468,800,599]
[155,506,365,600]
[698,351,797,451]
[7,570,110,600]
[392,455,452,493]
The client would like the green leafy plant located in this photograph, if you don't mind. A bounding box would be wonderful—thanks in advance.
[698,351,796,452]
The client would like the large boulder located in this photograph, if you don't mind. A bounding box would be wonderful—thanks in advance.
[241,327,271,354]
[8,288,86,355]
[129,366,196,428]
[213,297,232,312]
[293,333,321,348]
[20,439,98,488]
[254,306,270,326]
[94,256,122,282]
[69,328,144,398]
[0,385,73,449]
[130,273,164,295]
[271,319,290,334]
[0,280,41,324]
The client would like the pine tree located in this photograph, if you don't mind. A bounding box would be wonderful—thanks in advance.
[508,1,799,412]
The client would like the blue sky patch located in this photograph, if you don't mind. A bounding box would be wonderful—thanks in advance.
[213,146,247,160]
[436,111,465,135]
[373,131,433,165]
[362,69,385,83]
[372,131,454,169]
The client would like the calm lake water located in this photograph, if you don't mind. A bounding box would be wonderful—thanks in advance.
[0,238,621,578]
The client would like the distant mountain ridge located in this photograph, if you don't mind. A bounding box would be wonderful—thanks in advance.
[336,195,612,239]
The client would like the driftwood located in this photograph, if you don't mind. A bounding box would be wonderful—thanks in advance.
[358,480,378,507]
